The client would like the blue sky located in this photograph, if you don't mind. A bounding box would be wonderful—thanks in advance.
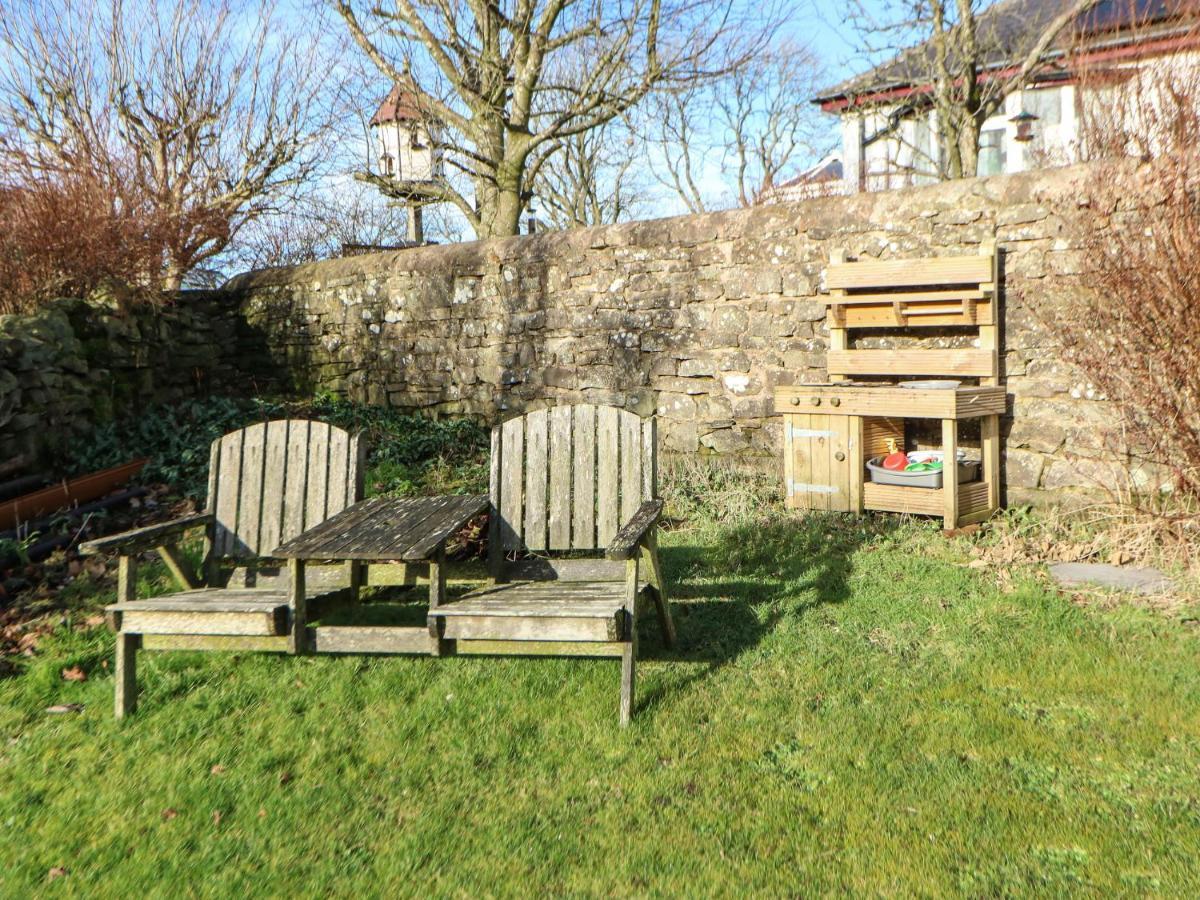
[292,0,889,228]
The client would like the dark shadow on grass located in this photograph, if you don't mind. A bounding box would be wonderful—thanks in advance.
[634,512,901,715]
[309,512,897,717]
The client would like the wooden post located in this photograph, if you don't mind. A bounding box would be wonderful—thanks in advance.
[642,532,676,650]
[113,554,139,718]
[620,555,639,727]
[156,543,199,590]
[978,240,1000,386]
[117,555,137,604]
[346,560,364,605]
[942,418,960,531]
[828,248,849,382]
[848,415,865,514]
[982,413,1001,512]
[114,632,139,719]
[288,558,307,654]
[427,543,448,656]
[487,426,504,585]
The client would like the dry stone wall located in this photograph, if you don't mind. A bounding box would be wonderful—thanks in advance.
[0,292,244,466]
[225,162,1124,503]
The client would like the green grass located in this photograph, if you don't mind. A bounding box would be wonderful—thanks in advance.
[2,512,1199,895]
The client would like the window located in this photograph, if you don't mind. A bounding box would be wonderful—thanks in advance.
[382,154,394,176]
[1022,87,1063,126]
[911,117,937,182]
[978,128,1006,176]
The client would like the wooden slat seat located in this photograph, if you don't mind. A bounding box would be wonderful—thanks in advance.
[434,580,635,643]
[106,589,291,636]
[441,581,629,617]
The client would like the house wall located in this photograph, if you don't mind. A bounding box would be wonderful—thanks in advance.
[221,160,1161,505]
[836,46,1200,193]
[839,83,1079,193]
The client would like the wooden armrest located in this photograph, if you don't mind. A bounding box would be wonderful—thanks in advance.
[80,513,214,556]
[606,499,664,560]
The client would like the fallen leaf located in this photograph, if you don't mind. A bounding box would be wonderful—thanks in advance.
[45,703,84,715]
[83,615,106,628]
[278,770,293,786]
[61,666,87,682]
[967,559,988,569]
[258,808,267,819]
[162,808,178,821]
[210,764,226,776]
[47,866,68,880]
[212,810,223,826]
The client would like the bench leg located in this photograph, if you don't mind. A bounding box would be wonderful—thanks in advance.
[115,632,139,719]
[643,534,676,650]
[620,639,636,727]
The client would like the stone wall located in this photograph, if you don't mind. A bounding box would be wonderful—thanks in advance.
[0,291,245,466]
[224,162,1127,503]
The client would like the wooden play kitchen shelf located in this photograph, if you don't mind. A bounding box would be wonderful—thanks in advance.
[774,243,1004,530]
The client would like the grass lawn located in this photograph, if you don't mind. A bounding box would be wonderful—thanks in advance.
[2,511,1199,895]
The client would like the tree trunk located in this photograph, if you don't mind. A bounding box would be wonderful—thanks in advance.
[472,144,528,239]
[959,127,980,178]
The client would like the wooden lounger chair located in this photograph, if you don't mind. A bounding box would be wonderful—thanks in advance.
[427,404,676,725]
[81,420,364,718]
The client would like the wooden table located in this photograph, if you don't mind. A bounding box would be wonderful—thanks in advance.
[273,494,488,656]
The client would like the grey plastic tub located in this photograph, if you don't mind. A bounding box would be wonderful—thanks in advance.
[866,455,980,489]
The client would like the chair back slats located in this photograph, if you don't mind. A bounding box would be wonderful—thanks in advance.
[282,423,311,537]
[620,412,643,528]
[206,419,362,560]
[570,405,596,549]
[213,428,245,557]
[499,417,524,551]
[491,404,655,556]
[523,409,550,549]
[596,407,621,544]
[548,407,573,549]
[304,422,331,528]
[258,420,290,555]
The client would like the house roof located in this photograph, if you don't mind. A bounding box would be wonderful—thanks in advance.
[759,155,844,203]
[815,0,1198,105]
[370,79,425,125]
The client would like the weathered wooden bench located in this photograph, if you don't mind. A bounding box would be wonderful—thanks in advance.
[81,419,364,718]
[428,403,676,726]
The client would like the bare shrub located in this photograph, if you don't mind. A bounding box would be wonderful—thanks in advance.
[0,0,334,292]
[1053,32,1200,505]
[0,153,162,314]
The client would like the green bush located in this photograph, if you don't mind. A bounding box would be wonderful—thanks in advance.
[69,394,489,500]
[70,396,286,498]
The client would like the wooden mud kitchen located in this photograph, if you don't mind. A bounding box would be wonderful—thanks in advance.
[774,244,1005,530]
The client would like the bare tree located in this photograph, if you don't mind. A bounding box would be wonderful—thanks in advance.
[533,118,647,229]
[0,0,335,289]
[839,0,1103,179]
[644,41,829,212]
[229,182,469,270]
[1048,35,1200,503]
[333,0,778,239]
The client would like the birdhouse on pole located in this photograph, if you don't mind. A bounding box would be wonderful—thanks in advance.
[370,71,442,243]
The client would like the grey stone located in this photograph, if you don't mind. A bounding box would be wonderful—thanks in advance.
[1048,562,1175,596]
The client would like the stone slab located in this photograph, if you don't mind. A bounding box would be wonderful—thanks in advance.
[1048,562,1175,596]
